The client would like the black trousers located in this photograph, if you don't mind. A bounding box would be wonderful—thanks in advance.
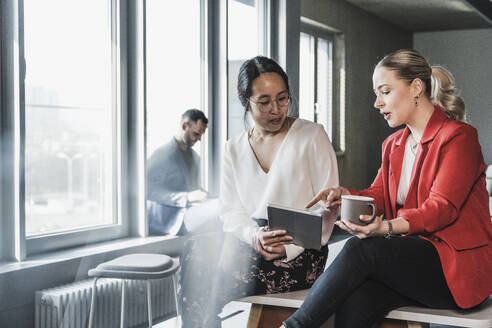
[283,236,458,328]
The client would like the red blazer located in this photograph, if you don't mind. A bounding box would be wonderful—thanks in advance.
[352,106,492,309]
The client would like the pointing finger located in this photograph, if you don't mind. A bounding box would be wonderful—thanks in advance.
[306,193,323,208]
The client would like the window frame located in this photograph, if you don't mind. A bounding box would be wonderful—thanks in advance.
[144,0,207,193]
[0,0,130,259]
[300,17,346,154]
[1,0,24,261]
[225,0,271,140]
[0,0,274,261]
[205,0,271,195]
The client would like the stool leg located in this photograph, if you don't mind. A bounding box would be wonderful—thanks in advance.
[88,278,99,328]
[172,274,180,327]
[147,280,153,328]
[120,280,126,328]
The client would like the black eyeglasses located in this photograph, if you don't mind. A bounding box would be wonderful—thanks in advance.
[248,94,290,113]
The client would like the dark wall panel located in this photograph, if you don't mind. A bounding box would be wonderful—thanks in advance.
[301,0,412,189]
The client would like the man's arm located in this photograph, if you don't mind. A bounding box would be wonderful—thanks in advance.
[146,145,189,207]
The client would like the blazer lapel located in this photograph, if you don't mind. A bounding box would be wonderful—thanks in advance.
[404,105,448,208]
[405,144,424,208]
[389,128,408,217]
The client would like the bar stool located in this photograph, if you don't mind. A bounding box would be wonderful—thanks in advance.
[87,253,180,328]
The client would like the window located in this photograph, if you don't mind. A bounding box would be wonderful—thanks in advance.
[0,0,277,259]
[299,30,334,138]
[144,1,206,233]
[299,20,345,153]
[24,0,116,237]
[227,0,269,138]
[16,0,126,254]
[145,0,202,157]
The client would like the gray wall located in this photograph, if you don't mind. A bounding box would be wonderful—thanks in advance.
[301,0,413,189]
[414,28,492,165]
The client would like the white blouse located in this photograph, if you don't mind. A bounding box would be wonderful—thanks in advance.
[219,119,339,261]
[397,136,418,205]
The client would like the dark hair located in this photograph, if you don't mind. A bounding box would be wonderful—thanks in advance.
[237,56,290,113]
[181,108,208,124]
[376,49,465,122]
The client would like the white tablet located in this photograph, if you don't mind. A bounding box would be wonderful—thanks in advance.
[267,203,322,250]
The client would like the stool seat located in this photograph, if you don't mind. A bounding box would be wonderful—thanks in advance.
[87,253,180,328]
[88,253,179,280]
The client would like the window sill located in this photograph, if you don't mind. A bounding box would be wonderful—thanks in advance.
[0,235,185,275]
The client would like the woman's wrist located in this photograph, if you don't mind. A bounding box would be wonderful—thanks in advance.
[383,220,393,239]
[379,217,409,237]
[252,226,265,251]
[390,217,410,235]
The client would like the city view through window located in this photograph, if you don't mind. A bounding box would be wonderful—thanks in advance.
[24,0,115,236]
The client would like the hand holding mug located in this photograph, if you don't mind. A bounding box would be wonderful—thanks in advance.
[336,195,383,239]
[340,195,377,226]
[336,214,385,239]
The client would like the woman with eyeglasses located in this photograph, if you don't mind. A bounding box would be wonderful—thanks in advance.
[179,56,339,328]
[281,49,492,328]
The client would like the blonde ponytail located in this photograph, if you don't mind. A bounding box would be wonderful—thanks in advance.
[431,66,466,122]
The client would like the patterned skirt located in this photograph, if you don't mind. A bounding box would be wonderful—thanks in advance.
[179,232,328,328]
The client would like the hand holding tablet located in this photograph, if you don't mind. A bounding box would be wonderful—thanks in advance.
[253,227,294,261]
[267,203,324,250]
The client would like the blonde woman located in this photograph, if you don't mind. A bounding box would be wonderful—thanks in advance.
[282,50,492,328]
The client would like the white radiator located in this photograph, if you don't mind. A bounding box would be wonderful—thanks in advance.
[35,277,177,328]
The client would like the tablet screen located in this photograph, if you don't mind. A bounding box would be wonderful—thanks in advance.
[267,204,322,250]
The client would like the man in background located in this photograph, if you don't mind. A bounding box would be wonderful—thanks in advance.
[146,109,220,235]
